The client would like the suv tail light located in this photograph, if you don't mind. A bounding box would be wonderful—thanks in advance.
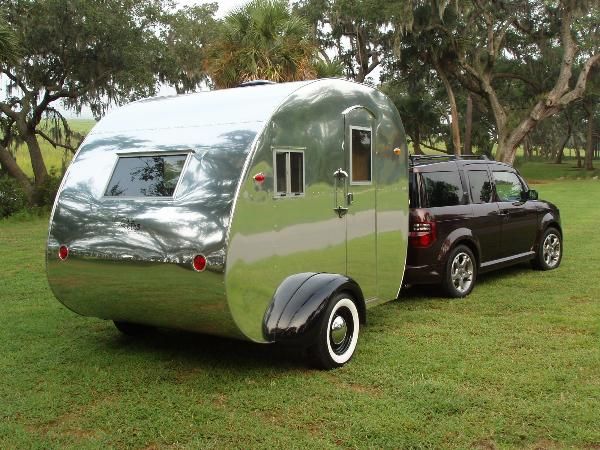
[409,221,437,248]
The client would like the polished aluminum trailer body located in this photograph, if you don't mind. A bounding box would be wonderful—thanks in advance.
[47,79,409,343]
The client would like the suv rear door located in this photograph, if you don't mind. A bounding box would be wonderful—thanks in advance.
[491,168,538,257]
[463,164,502,263]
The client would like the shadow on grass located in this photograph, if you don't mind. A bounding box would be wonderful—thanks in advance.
[82,323,310,373]
[399,262,533,300]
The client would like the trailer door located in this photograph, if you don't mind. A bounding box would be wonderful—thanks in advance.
[343,107,377,301]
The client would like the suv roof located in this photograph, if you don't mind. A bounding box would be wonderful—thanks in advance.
[409,154,513,172]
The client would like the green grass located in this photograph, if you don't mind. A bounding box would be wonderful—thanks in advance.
[1,180,599,448]
[517,158,600,181]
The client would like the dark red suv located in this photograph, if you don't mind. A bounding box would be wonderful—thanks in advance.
[404,155,562,297]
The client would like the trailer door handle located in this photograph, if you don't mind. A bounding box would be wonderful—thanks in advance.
[333,168,349,218]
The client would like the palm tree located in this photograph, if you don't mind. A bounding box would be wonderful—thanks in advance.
[205,0,318,88]
[0,18,19,64]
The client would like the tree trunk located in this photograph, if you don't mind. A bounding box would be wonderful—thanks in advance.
[0,145,34,201]
[464,93,473,155]
[413,126,424,155]
[574,142,582,168]
[584,101,594,170]
[523,136,532,160]
[554,121,571,164]
[23,130,48,186]
[436,67,461,156]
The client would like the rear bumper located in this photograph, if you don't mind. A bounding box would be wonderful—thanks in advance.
[403,264,442,285]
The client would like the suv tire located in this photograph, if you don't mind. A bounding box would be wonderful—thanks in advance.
[531,227,562,270]
[442,245,477,298]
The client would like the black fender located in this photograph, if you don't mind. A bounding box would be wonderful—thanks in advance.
[263,272,366,345]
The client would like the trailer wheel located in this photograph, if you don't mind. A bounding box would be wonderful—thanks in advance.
[309,293,360,369]
[113,321,153,336]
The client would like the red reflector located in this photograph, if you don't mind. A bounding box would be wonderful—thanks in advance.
[254,172,265,183]
[58,245,69,260]
[192,254,207,272]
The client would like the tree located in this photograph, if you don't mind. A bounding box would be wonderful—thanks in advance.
[294,0,401,83]
[0,0,175,202]
[158,3,219,94]
[382,74,445,155]
[419,0,600,164]
[0,17,18,63]
[205,0,318,88]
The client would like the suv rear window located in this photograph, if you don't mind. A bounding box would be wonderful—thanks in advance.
[420,171,463,208]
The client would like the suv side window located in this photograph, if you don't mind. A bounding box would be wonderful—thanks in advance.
[467,170,493,203]
[420,171,464,207]
[493,171,523,202]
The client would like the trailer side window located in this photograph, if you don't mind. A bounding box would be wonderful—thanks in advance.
[273,149,305,197]
[351,127,372,184]
[104,154,188,198]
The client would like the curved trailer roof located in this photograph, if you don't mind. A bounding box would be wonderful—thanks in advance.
[90,80,314,135]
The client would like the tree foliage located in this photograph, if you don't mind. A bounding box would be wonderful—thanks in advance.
[400,0,600,163]
[205,0,318,88]
[0,0,215,202]
[158,3,219,94]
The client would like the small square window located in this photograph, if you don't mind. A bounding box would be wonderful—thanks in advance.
[273,149,305,197]
[350,127,372,184]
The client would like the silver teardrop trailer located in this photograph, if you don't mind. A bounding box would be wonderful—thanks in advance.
[46,79,409,368]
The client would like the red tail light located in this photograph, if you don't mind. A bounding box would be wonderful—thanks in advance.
[409,221,437,248]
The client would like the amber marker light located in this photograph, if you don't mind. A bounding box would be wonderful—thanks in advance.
[393,147,402,155]
[193,254,207,272]
[58,245,69,260]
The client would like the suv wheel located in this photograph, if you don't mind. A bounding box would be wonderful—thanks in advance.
[532,227,562,270]
[443,245,477,298]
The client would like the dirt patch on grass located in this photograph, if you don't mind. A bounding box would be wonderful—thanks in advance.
[472,438,497,449]
[322,373,383,397]
[25,395,115,441]
[528,439,563,449]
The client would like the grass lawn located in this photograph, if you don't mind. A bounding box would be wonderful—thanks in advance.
[1,178,599,448]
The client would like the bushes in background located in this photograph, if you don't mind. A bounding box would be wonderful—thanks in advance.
[0,176,27,218]
[0,170,62,219]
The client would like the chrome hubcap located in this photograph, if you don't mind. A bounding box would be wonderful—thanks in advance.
[330,315,348,345]
[543,233,561,267]
[451,252,474,294]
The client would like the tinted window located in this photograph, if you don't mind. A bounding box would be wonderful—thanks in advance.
[409,172,419,207]
[467,170,493,203]
[274,150,304,196]
[493,171,523,202]
[105,154,187,197]
[290,152,304,194]
[421,171,463,207]
[275,152,287,195]
[351,128,371,183]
